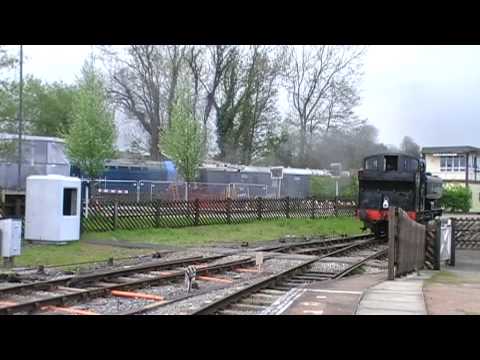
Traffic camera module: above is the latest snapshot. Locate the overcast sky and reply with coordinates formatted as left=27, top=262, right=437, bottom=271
left=4, top=45, right=480, bottom=149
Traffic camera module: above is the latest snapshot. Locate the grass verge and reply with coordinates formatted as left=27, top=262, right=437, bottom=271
left=82, top=217, right=364, bottom=247
left=11, top=242, right=153, bottom=269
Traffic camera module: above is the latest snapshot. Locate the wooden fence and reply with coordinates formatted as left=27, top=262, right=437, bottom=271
left=388, top=207, right=427, bottom=280
left=451, top=218, right=480, bottom=250
left=81, top=197, right=357, bottom=233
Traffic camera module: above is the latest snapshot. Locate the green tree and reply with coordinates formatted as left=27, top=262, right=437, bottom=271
left=161, top=87, right=204, bottom=182
left=64, top=60, right=116, bottom=178
left=28, top=81, right=78, bottom=136
left=0, top=76, right=78, bottom=136
left=440, top=185, right=472, bottom=213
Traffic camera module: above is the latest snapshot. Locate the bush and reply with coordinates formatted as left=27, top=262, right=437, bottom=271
left=310, top=176, right=358, bottom=199
left=440, top=185, right=472, bottom=213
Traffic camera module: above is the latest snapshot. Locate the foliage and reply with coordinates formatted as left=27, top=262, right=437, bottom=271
left=64, top=60, right=116, bottom=178
left=440, top=185, right=472, bottom=213
left=0, top=76, right=78, bottom=136
left=0, top=140, right=16, bottom=160
left=160, top=86, right=204, bottom=182
left=215, top=46, right=284, bottom=164
left=310, top=176, right=358, bottom=199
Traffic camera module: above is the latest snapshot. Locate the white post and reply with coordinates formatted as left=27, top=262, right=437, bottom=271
left=136, top=181, right=140, bottom=203
left=85, top=183, right=89, bottom=218
left=185, top=182, right=188, bottom=201
left=335, top=179, right=339, bottom=198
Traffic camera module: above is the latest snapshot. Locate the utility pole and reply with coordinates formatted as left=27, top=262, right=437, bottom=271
left=17, top=45, right=24, bottom=191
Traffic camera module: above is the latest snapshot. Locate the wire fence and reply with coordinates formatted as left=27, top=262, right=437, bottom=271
left=85, top=179, right=272, bottom=203
left=81, top=197, right=357, bottom=233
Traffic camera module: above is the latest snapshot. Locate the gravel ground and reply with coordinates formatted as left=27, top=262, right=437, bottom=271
left=143, top=257, right=310, bottom=315
left=0, top=243, right=388, bottom=315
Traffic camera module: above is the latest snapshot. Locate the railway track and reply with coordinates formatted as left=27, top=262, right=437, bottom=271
left=0, top=255, right=259, bottom=315
left=191, top=240, right=387, bottom=315
left=0, top=233, right=386, bottom=315
left=255, top=233, right=379, bottom=254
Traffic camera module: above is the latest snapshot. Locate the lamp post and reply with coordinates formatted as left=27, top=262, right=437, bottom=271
left=17, top=45, right=23, bottom=191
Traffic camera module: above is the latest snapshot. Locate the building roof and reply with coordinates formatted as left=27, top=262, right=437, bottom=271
left=0, top=132, right=65, bottom=143
left=422, top=146, right=480, bottom=154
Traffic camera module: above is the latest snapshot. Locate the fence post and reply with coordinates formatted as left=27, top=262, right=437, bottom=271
left=257, top=197, right=263, bottom=220
left=387, top=207, right=396, bottom=280
left=156, top=200, right=161, bottom=228
left=194, top=198, right=200, bottom=226
left=113, top=201, right=119, bottom=230
left=310, top=197, right=315, bottom=219
left=80, top=201, right=84, bottom=234
left=450, top=218, right=456, bottom=266
left=334, top=197, right=338, bottom=217
left=434, top=218, right=441, bottom=270
left=285, top=196, right=290, bottom=219
left=227, top=197, right=232, bottom=224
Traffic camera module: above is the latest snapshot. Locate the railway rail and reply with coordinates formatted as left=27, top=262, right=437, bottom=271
left=0, top=255, right=258, bottom=315
left=0, top=232, right=387, bottom=315
left=255, top=233, right=379, bottom=253
left=191, top=240, right=387, bottom=315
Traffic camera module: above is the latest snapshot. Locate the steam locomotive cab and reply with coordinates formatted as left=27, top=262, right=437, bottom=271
left=357, top=153, right=442, bottom=237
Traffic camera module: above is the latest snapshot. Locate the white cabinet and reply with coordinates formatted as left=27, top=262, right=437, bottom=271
left=0, top=218, right=22, bottom=257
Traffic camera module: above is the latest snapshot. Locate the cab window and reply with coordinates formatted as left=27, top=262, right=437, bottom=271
left=365, top=158, right=378, bottom=170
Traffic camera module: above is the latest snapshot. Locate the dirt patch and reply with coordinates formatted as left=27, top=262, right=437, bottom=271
left=424, top=271, right=480, bottom=315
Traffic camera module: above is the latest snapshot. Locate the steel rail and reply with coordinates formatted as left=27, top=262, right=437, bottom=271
left=0, top=257, right=257, bottom=315
left=191, top=258, right=319, bottom=315
left=331, top=248, right=388, bottom=280
left=255, top=233, right=377, bottom=253
left=192, top=239, right=385, bottom=315
left=0, top=255, right=224, bottom=298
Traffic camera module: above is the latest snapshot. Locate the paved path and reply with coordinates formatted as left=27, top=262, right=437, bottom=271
left=282, top=273, right=386, bottom=315
left=356, top=271, right=435, bottom=315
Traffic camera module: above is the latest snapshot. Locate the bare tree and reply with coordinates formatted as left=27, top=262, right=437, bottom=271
left=285, top=45, right=365, bottom=166
left=101, top=45, right=186, bottom=161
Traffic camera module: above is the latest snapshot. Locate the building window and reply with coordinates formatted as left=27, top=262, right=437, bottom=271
left=63, top=188, right=77, bottom=216
left=440, top=155, right=466, bottom=172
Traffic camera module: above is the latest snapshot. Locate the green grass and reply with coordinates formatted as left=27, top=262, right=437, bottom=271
left=12, top=242, right=153, bottom=269
left=425, top=271, right=461, bottom=285
left=426, top=270, right=480, bottom=285
left=82, top=217, right=365, bottom=247
left=3, top=217, right=363, bottom=269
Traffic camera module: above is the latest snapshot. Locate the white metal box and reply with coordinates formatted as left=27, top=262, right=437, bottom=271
left=25, top=175, right=81, bottom=243
left=0, top=218, right=22, bottom=257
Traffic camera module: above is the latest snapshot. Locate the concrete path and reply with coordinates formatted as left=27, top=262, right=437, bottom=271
left=356, top=271, right=435, bottom=315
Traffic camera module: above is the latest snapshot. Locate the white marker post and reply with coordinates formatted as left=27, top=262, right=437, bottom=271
left=256, top=252, right=264, bottom=272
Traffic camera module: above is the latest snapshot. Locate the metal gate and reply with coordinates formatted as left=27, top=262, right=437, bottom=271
left=451, top=218, right=480, bottom=250
left=439, top=218, right=452, bottom=262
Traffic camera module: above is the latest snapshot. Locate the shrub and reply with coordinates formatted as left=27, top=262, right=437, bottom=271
left=310, top=176, right=358, bottom=199
left=440, top=185, right=472, bottom=213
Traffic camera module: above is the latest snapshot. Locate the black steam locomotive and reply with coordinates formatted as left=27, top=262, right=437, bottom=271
left=357, top=153, right=443, bottom=236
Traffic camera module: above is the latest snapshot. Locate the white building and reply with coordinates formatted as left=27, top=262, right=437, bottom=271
left=422, top=145, right=480, bottom=211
